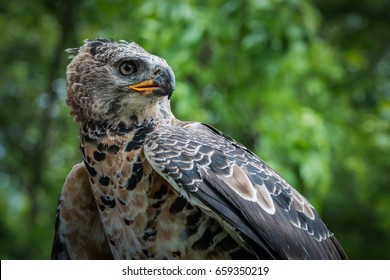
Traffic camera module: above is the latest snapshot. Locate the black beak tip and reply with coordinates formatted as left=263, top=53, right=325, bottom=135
left=155, top=66, right=175, bottom=98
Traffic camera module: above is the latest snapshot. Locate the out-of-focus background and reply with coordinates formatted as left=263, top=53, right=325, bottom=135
left=0, top=0, right=389, bottom=259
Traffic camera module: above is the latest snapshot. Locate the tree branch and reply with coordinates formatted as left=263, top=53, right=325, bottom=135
left=27, top=0, right=78, bottom=222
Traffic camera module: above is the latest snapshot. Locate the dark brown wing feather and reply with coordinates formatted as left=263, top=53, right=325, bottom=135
left=51, top=163, right=113, bottom=260
left=144, top=122, right=347, bottom=260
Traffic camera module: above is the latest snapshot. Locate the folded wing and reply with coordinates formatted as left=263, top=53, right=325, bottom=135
left=144, top=122, right=347, bottom=259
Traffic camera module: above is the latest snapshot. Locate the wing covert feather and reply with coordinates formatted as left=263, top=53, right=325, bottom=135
left=144, top=122, right=347, bottom=260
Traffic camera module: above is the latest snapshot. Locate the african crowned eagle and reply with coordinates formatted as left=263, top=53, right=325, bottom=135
left=51, top=39, right=347, bottom=260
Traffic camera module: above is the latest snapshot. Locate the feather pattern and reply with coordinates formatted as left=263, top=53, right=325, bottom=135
left=51, top=163, right=113, bottom=259
left=144, top=122, right=347, bottom=259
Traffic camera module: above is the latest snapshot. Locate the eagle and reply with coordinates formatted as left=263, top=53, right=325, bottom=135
left=51, top=39, right=347, bottom=260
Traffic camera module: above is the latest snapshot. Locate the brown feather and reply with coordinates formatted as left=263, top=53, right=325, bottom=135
left=51, top=163, right=113, bottom=259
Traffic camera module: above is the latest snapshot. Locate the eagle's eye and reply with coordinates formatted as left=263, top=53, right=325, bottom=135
left=119, top=61, right=137, bottom=76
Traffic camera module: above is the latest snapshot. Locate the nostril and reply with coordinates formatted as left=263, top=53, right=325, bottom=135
left=153, top=68, right=161, bottom=75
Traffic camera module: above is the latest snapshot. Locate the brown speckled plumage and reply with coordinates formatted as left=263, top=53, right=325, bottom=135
left=51, top=39, right=347, bottom=260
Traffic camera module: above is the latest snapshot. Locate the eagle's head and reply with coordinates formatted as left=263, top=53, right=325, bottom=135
left=65, top=39, right=175, bottom=125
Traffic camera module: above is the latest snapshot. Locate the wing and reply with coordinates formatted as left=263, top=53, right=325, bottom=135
left=144, top=122, right=347, bottom=259
left=51, top=163, right=113, bottom=259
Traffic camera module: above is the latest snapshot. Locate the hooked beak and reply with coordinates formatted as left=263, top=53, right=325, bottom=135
left=128, top=67, right=175, bottom=98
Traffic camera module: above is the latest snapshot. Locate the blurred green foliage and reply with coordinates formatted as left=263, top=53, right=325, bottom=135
left=0, top=0, right=389, bottom=259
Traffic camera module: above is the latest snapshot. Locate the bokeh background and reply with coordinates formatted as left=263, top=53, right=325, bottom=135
left=1, top=0, right=389, bottom=259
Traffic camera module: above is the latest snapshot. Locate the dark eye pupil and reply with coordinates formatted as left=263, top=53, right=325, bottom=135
left=124, top=64, right=132, bottom=72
